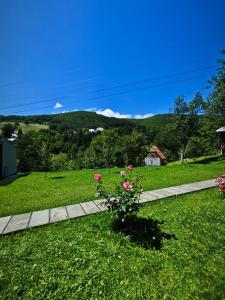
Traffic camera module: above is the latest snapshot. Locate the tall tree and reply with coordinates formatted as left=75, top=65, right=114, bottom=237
left=206, top=49, right=225, bottom=126
left=39, top=142, right=52, bottom=176
left=1, top=123, right=15, bottom=138
left=172, top=93, right=205, bottom=163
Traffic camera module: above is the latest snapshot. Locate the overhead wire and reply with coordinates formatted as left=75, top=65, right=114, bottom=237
left=3, top=72, right=212, bottom=115
left=0, top=65, right=215, bottom=113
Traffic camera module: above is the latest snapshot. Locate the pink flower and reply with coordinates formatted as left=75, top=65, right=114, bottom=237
left=127, top=165, right=133, bottom=170
left=216, top=174, right=225, bottom=185
left=219, top=183, right=225, bottom=190
left=94, top=173, right=102, bottom=181
left=123, top=181, right=133, bottom=191
left=120, top=171, right=126, bottom=177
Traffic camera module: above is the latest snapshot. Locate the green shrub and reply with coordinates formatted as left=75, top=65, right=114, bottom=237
left=94, top=166, right=143, bottom=222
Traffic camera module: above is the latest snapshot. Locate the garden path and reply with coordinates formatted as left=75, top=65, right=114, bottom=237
left=0, top=179, right=216, bottom=235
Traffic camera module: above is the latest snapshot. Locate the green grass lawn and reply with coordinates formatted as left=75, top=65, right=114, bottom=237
left=0, top=156, right=225, bottom=217
left=0, top=189, right=225, bottom=299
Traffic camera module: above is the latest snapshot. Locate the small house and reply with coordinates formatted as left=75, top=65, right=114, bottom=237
left=88, top=127, right=104, bottom=133
left=96, top=127, right=104, bottom=132
left=144, top=145, right=166, bottom=166
left=0, top=136, right=16, bottom=178
left=216, top=126, right=225, bottom=155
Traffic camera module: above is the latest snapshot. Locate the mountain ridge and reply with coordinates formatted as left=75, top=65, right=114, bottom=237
left=0, top=111, right=175, bottom=133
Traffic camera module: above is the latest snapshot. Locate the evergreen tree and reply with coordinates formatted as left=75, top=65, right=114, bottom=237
left=1, top=123, right=15, bottom=138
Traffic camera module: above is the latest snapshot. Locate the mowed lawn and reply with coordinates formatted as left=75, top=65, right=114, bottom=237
left=0, top=189, right=225, bottom=299
left=0, top=156, right=225, bottom=217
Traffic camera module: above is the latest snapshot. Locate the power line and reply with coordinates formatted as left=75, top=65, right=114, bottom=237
left=0, top=76, right=98, bottom=102
left=0, top=32, right=223, bottom=91
left=0, top=67, right=83, bottom=90
left=3, top=72, right=212, bottom=115
left=85, top=66, right=216, bottom=94
left=0, top=65, right=215, bottom=112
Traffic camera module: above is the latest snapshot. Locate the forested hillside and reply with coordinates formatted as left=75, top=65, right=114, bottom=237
left=0, top=110, right=184, bottom=134
left=0, top=109, right=220, bottom=173
left=0, top=111, right=137, bottom=131
left=133, top=114, right=176, bottom=131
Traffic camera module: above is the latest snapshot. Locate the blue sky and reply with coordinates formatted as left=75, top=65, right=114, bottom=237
left=0, top=0, right=225, bottom=118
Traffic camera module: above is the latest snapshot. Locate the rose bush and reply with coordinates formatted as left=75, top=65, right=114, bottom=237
left=215, top=175, right=225, bottom=200
left=94, top=166, right=143, bottom=222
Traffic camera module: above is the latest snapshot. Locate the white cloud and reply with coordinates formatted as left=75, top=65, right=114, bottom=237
left=85, top=107, right=97, bottom=112
left=53, top=106, right=154, bottom=119
left=134, top=113, right=154, bottom=119
left=95, top=108, right=132, bottom=119
left=54, top=101, right=63, bottom=109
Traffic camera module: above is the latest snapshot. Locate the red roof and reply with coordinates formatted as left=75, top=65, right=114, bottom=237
left=150, top=145, right=166, bottom=160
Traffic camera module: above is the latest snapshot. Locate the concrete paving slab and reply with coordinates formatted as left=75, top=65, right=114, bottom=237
left=66, top=204, right=86, bottom=218
left=187, top=183, right=206, bottom=189
left=29, top=210, right=49, bottom=228
left=94, top=199, right=107, bottom=211
left=165, top=187, right=187, bottom=195
left=200, top=180, right=215, bottom=185
left=140, top=193, right=157, bottom=203
left=3, top=213, right=31, bottom=234
left=177, top=184, right=200, bottom=192
left=186, top=183, right=214, bottom=191
left=81, top=201, right=100, bottom=214
left=50, top=207, right=68, bottom=223
left=155, top=188, right=176, bottom=197
left=144, top=191, right=166, bottom=199
left=0, top=216, right=11, bottom=234
left=192, top=181, right=216, bottom=188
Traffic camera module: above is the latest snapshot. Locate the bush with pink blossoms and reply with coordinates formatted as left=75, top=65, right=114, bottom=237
left=215, top=175, right=225, bottom=200
left=94, top=167, right=143, bottom=222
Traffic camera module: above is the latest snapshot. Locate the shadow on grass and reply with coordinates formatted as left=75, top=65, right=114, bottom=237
left=0, top=172, right=30, bottom=186
left=51, top=176, right=65, bottom=180
left=193, top=156, right=223, bottom=165
left=113, top=216, right=176, bottom=250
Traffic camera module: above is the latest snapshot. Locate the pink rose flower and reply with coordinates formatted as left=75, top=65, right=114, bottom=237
left=127, top=165, right=133, bottom=170
left=123, top=181, right=133, bottom=191
left=94, top=173, right=102, bottom=181
left=219, top=183, right=225, bottom=190
left=120, top=171, right=126, bottom=177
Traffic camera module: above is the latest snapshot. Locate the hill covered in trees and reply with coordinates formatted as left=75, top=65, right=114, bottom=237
left=0, top=111, right=181, bottom=136
left=0, top=111, right=137, bottom=131
left=1, top=109, right=220, bottom=172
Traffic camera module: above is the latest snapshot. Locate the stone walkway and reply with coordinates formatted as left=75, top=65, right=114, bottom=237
left=0, top=179, right=216, bottom=235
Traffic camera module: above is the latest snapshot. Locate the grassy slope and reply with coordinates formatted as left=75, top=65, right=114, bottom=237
left=0, top=189, right=224, bottom=299
left=0, top=156, right=225, bottom=217
left=17, top=122, right=49, bottom=133
left=0, top=122, right=49, bottom=133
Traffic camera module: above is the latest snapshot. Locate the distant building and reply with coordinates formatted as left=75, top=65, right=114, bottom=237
left=144, top=145, right=166, bottom=166
left=0, top=136, right=16, bottom=178
left=8, top=132, right=18, bottom=142
left=88, top=129, right=95, bottom=133
left=88, top=127, right=104, bottom=133
left=96, top=127, right=104, bottom=132
left=216, top=126, right=225, bottom=155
